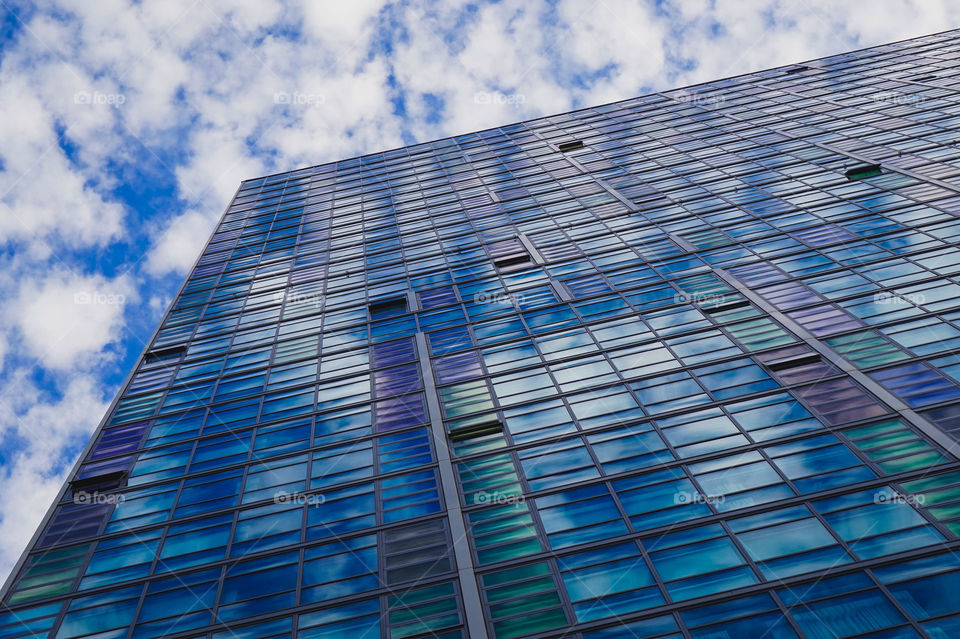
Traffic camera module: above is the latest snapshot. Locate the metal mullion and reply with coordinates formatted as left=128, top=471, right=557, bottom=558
left=414, top=330, right=489, bottom=639
left=16, top=188, right=253, bottom=620
left=143, top=570, right=460, bottom=639
left=450, top=367, right=941, bottom=482
left=527, top=539, right=960, bottom=639
left=716, top=266, right=960, bottom=457
left=466, top=459, right=960, bottom=579
left=769, top=501, right=930, bottom=639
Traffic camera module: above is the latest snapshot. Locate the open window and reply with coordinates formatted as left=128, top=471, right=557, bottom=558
left=487, top=238, right=534, bottom=272
left=845, top=164, right=882, bottom=180
left=449, top=419, right=504, bottom=442
left=757, top=345, right=839, bottom=385
left=369, top=296, right=408, bottom=319
left=557, top=140, right=584, bottom=152
left=143, top=344, right=187, bottom=363
left=70, top=456, right=130, bottom=494
left=493, top=254, right=533, bottom=270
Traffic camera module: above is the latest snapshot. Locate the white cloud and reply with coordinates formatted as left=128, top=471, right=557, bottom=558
left=0, top=74, right=125, bottom=250
left=3, top=0, right=960, bottom=593
left=145, top=208, right=219, bottom=277
left=9, top=271, right=136, bottom=371
left=0, top=374, right=111, bottom=578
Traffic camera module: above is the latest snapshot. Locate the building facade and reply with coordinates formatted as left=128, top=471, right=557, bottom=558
left=5, top=29, right=960, bottom=639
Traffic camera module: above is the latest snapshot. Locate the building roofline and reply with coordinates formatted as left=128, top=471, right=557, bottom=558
left=241, top=26, right=960, bottom=186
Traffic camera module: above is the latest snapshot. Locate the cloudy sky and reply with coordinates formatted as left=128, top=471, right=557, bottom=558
left=0, top=0, right=959, bottom=581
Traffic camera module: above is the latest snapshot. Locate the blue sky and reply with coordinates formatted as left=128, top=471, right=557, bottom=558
left=0, top=0, right=958, bottom=581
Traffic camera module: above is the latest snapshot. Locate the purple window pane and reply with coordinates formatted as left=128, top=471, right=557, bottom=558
left=371, top=337, right=416, bottom=368
left=373, top=363, right=423, bottom=397
left=37, top=502, right=112, bottom=548
left=922, top=403, right=960, bottom=439
left=428, top=327, right=474, bottom=355
left=565, top=275, right=613, bottom=299
left=870, top=363, right=960, bottom=408
left=289, top=265, right=326, bottom=284
left=757, top=281, right=821, bottom=310
left=74, top=455, right=135, bottom=480
left=375, top=393, right=427, bottom=432
left=775, top=360, right=840, bottom=385
left=729, top=261, right=786, bottom=287
left=791, top=224, right=857, bottom=247
left=88, top=421, right=150, bottom=460
left=418, top=286, right=458, bottom=310
left=434, top=352, right=483, bottom=385
left=788, top=305, right=862, bottom=337
left=460, top=193, right=494, bottom=207
left=794, top=378, right=888, bottom=425
left=756, top=344, right=813, bottom=367
left=493, top=188, right=529, bottom=203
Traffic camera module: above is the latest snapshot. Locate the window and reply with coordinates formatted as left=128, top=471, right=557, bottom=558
left=845, top=163, right=882, bottom=180
left=482, top=562, right=568, bottom=637
left=559, top=543, right=662, bottom=623
left=143, top=343, right=187, bottom=363
left=780, top=573, right=904, bottom=639
left=487, top=238, right=534, bottom=271
left=869, top=362, right=960, bottom=408
left=537, top=484, right=628, bottom=549
left=368, top=296, right=408, bottom=319
left=645, top=524, right=756, bottom=600
left=732, top=507, right=849, bottom=580
left=383, top=519, right=451, bottom=584
left=301, top=535, right=377, bottom=602
left=557, top=140, right=584, bottom=152
left=218, top=551, right=298, bottom=622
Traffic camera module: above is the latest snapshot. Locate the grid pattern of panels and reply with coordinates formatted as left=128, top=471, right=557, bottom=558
left=4, top=27, right=960, bottom=639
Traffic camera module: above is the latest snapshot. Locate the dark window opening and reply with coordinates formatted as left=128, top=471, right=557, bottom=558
left=144, top=344, right=186, bottom=363
left=487, top=238, right=534, bottom=271
left=758, top=346, right=839, bottom=385
left=785, top=65, right=811, bottom=75
left=922, top=403, right=960, bottom=436
left=369, top=297, right=408, bottom=319
left=493, top=254, right=533, bottom=270
left=703, top=298, right=750, bottom=313
left=845, top=164, right=882, bottom=180
left=449, top=420, right=504, bottom=442
left=70, top=470, right=126, bottom=494
left=764, top=352, right=822, bottom=371
left=557, top=140, right=584, bottom=152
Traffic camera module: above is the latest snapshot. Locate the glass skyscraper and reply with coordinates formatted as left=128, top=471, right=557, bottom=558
left=6, top=28, right=960, bottom=639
